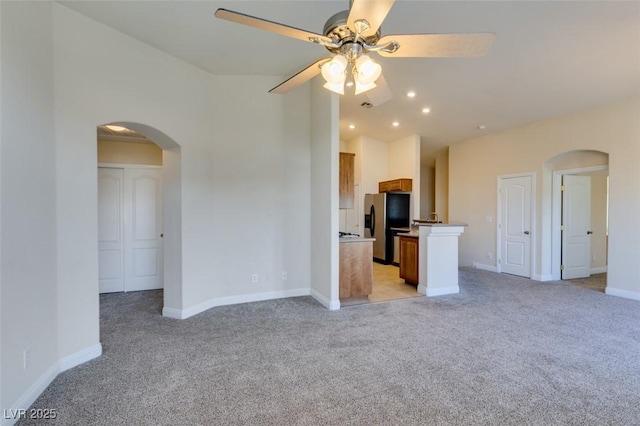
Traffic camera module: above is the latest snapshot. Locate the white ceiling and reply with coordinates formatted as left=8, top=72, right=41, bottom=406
left=60, top=1, right=640, bottom=165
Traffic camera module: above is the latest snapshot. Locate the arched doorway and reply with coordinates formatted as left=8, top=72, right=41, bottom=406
left=546, top=150, right=609, bottom=289
left=96, top=121, right=182, bottom=314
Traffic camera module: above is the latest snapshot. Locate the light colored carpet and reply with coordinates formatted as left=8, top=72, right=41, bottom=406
left=20, top=268, right=640, bottom=425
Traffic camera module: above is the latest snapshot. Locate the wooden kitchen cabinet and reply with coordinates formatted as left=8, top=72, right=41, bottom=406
left=399, top=235, right=419, bottom=285
left=339, top=152, right=355, bottom=209
left=339, top=240, right=373, bottom=299
left=379, top=178, right=412, bottom=193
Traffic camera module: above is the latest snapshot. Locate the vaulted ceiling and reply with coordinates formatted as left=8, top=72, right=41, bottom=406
left=61, top=1, right=640, bottom=164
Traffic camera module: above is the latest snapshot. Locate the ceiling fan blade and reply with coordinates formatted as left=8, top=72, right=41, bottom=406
left=214, top=8, right=332, bottom=45
left=377, top=33, right=496, bottom=58
left=269, top=58, right=330, bottom=94
left=347, top=0, right=395, bottom=38
left=364, top=74, right=392, bottom=106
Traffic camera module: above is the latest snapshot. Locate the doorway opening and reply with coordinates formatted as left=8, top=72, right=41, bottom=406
left=549, top=150, right=609, bottom=289
left=96, top=122, right=182, bottom=314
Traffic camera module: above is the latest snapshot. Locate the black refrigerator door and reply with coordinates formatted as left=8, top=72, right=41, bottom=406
left=386, top=193, right=411, bottom=228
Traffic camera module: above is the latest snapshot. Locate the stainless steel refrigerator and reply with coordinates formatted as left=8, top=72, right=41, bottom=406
left=364, top=193, right=410, bottom=264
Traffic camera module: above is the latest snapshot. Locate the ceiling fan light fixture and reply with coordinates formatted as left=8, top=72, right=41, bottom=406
left=323, top=81, right=345, bottom=95
left=321, top=54, right=348, bottom=84
left=354, top=80, right=377, bottom=95
left=355, top=54, right=382, bottom=85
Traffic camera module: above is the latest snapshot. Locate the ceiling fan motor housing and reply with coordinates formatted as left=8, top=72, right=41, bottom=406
left=323, top=10, right=380, bottom=54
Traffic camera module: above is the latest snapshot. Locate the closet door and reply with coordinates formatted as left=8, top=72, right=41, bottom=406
left=124, top=168, right=163, bottom=291
left=98, top=167, right=163, bottom=293
left=98, top=168, right=125, bottom=293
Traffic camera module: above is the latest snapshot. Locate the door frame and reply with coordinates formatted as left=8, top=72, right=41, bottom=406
left=496, top=172, right=536, bottom=277
left=551, top=165, right=608, bottom=280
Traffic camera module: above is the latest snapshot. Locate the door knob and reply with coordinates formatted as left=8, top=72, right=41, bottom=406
left=587, top=231, right=593, bottom=235
left=524, top=231, right=530, bottom=235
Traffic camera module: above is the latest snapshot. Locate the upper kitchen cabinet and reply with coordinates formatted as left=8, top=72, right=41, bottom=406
left=339, top=152, right=355, bottom=209
left=379, top=178, right=412, bottom=193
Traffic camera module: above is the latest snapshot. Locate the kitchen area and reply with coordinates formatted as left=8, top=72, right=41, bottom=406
left=338, top=135, right=464, bottom=306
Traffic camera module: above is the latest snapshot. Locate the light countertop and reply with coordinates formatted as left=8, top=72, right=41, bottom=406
left=398, top=223, right=468, bottom=238
left=416, top=222, right=468, bottom=227
left=339, top=237, right=375, bottom=243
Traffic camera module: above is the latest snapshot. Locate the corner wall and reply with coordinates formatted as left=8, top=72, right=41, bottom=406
left=449, top=97, right=640, bottom=298
left=1, top=1, right=315, bottom=418
left=310, top=78, right=340, bottom=309
left=1, top=1, right=59, bottom=417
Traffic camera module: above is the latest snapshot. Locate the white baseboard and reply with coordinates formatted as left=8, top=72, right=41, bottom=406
left=161, top=307, right=183, bottom=319
left=310, top=289, right=340, bottom=310
left=58, top=343, right=102, bottom=372
left=164, top=287, right=312, bottom=320
left=472, top=262, right=497, bottom=272
left=591, top=266, right=608, bottom=274
left=418, top=284, right=459, bottom=297
left=605, top=287, right=640, bottom=302
left=532, top=273, right=555, bottom=282
left=2, top=343, right=102, bottom=426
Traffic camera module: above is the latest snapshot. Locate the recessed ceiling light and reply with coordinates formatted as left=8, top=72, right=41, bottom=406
left=392, top=121, right=400, bottom=127
left=477, top=125, right=487, bottom=130
left=105, top=125, right=127, bottom=132
left=348, top=124, right=356, bottom=130
left=406, top=91, right=416, bottom=98
left=422, top=107, right=431, bottom=114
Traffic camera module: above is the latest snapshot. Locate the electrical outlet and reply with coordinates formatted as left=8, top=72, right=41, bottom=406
left=282, top=271, right=288, bottom=280
left=23, top=347, right=31, bottom=370
left=251, top=273, right=258, bottom=283
left=487, top=252, right=493, bottom=260
left=592, top=255, right=596, bottom=262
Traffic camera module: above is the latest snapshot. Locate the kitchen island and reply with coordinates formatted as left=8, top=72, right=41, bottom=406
left=397, top=223, right=467, bottom=296
left=339, top=236, right=375, bottom=301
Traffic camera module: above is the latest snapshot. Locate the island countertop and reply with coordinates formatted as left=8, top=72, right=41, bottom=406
left=415, top=222, right=468, bottom=227
left=338, top=237, right=375, bottom=243
left=397, top=223, right=468, bottom=238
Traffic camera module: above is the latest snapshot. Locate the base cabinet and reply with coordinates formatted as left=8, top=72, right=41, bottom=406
left=339, top=241, right=373, bottom=299
left=399, top=236, right=419, bottom=285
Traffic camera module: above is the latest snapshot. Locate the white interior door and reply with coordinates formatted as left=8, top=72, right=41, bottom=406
left=98, top=167, right=163, bottom=293
left=98, top=168, right=125, bottom=293
left=124, top=168, right=163, bottom=291
left=500, top=175, right=532, bottom=277
left=562, top=175, right=591, bottom=279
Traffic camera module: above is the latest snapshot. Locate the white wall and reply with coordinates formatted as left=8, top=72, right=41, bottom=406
left=97, top=138, right=163, bottom=165
left=310, top=78, right=340, bottom=309
left=434, top=148, right=449, bottom=222
left=388, top=135, right=421, bottom=220
left=420, top=165, right=435, bottom=218
left=587, top=170, right=608, bottom=271
left=449, top=97, right=640, bottom=298
left=1, top=1, right=59, bottom=415
left=359, top=135, right=389, bottom=195
left=1, top=2, right=315, bottom=416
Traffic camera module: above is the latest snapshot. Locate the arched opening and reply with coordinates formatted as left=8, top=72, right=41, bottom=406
left=545, top=149, right=609, bottom=291
left=96, top=121, right=182, bottom=315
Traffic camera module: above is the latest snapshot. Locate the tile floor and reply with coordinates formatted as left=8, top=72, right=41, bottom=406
left=339, top=262, right=421, bottom=306
left=368, top=262, right=421, bottom=303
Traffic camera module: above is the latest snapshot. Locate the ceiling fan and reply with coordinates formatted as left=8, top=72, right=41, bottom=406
left=214, top=0, right=495, bottom=100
